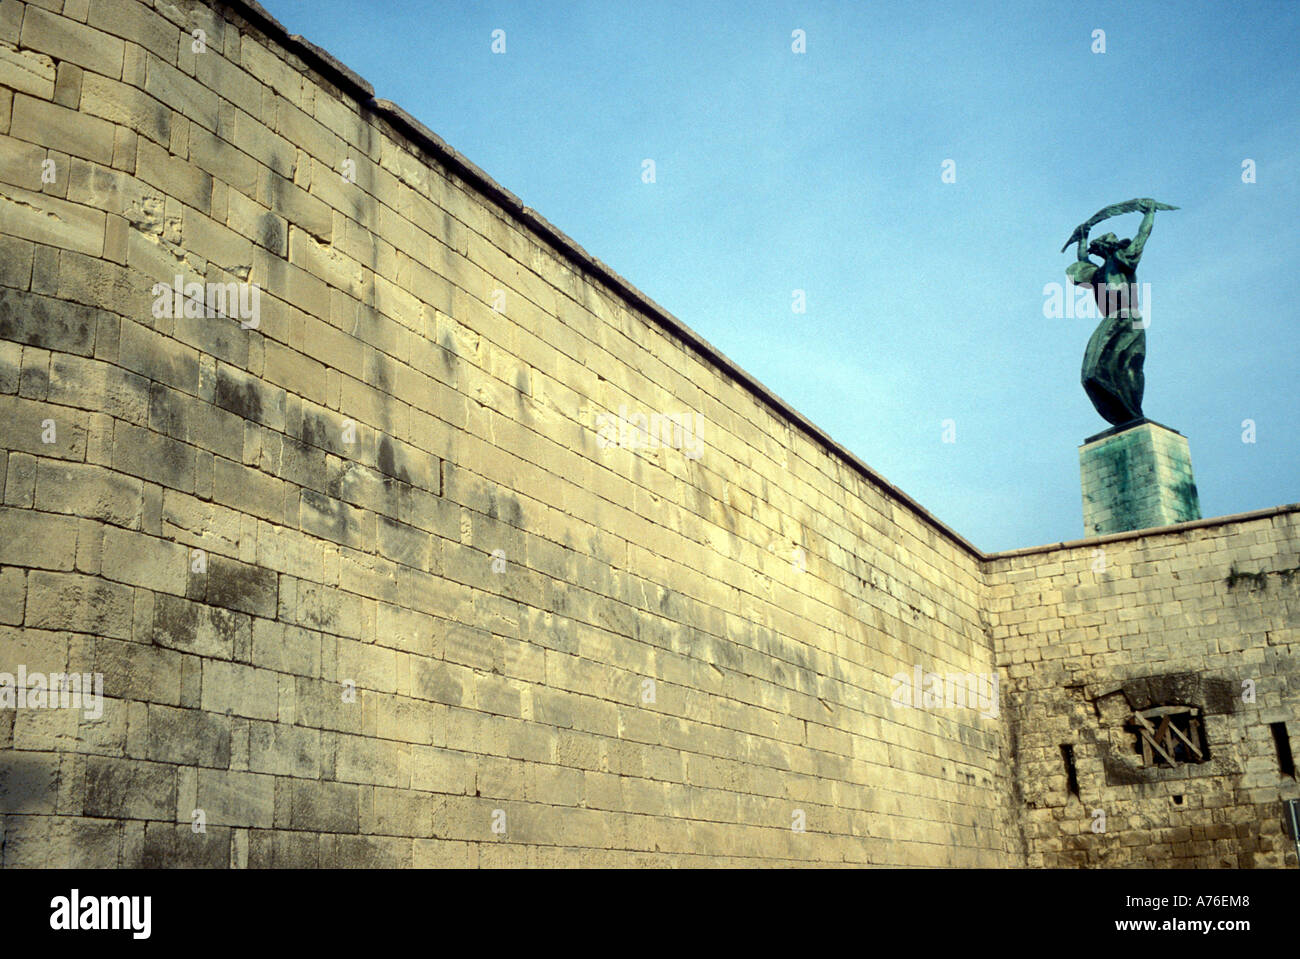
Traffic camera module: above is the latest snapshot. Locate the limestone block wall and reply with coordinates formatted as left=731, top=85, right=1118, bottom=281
left=986, top=507, right=1300, bottom=867
left=0, top=0, right=1020, bottom=866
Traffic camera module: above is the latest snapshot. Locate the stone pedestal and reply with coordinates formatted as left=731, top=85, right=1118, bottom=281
left=1079, top=419, right=1201, bottom=536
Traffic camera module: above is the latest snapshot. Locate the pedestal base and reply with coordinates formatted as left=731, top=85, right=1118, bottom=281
left=1079, top=419, right=1202, bottom=536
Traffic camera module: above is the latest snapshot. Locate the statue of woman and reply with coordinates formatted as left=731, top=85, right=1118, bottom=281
left=1063, top=198, right=1174, bottom=426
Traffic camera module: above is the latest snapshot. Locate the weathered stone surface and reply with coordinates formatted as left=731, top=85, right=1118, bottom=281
left=134, top=136, right=212, bottom=213
left=0, top=234, right=34, bottom=289
left=111, top=420, right=195, bottom=493
left=146, top=703, right=231, bottom=767
left=10, top=91, right=116, bottom=165
left=0, top=42, right=56, bottom=99
left=44, top=818, right=124, bottom=868
left=0, top=566, right=24, bottom=625
left=196, top=767, right=274, bottom=827
left=204, top=553, right=277, bottom=617
left=83, top=755, right=175, bottom=819
left=0, top=504, right=79, bottom=569
left=248, top=719, right=319, bottom=778
left=200, top=658, right=279, bottom=721
left=26, top=570, right=133, bottom=639
left=1080, top=420, right=1201, bottom=536
left=0, top=1, right=1291, bottom=873
left=100, top=524, right=189, bottom=594
left=143, top=51, right=217, bottom=131
left=288, top=779, right=359, bottom=834
left=49, top=354, right=150, bottom=423
left=138, top=822, right=231, bottom=868
left=35, top=460, right=144, bottom=526
left=86, top=0, right=178, bottom=60
left=0, top=287, right=99, bottom=356
left=93, top=637, right=183, bottom=706
left=152, top=592, right=247, bottom=659
left=0, top=132, right=48, bottom=191
left=79, top=70, right=171, bottom=145
left=0, top=751, right=60, bottom=814
left=19, top=6, right=124, bottom=78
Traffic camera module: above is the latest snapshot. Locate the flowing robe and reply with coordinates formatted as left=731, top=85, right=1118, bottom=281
left=1066, top=248, right=1145, bottom=426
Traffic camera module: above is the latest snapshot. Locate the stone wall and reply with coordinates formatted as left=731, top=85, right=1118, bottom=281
left=987, top=507, right=1300, bottom=867
left=0, top=0, right=1020, bottom=866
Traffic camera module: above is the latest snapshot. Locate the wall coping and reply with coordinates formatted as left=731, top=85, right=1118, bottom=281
left=984, top=502, right=1300, bottom=562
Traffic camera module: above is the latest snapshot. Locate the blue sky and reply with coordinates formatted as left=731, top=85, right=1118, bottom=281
left=261, top=0, right=1299, bottom=552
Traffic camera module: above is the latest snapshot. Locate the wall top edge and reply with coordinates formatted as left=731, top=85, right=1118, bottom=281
left=984, top=502, right=1300, bottom=563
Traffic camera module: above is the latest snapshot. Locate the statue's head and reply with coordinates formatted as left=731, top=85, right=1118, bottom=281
left=1088, top=232, right=1129, bottom=256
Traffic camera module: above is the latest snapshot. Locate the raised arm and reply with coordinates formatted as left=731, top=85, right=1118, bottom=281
left=1124, top=206, right=1156, bottom=264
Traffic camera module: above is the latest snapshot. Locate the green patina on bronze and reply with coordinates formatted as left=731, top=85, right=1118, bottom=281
left=1063, top=199, right=1178, bottom=426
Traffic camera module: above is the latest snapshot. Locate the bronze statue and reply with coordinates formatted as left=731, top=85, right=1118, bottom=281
left=1062, top=198, right=1178, bottom=426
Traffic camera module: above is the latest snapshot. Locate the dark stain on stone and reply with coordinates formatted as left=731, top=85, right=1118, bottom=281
left=1227, top=563, right=1269, bottom=591
left=324, top=462, right=344, bottom=500
left=258, top=212, right=285, bottom=253
left=0, top=752, right=55, bottom=814
left=1116, top=672, right=1239, bottom=716
left=377, top=435, right=411, bottom=484
left=486, top=489, right=523, bottom=527
left=206, top=555, right=277, bottom=617
left=214, top=367, right=262, bottom=423
left=148, top=382, right=183, bottom=437
left=1099, top=742, right=1148, bottom=786
left=437, top=331, right=459, bottom=372
left=1200, top=678, right=1239, bottom=715
left=151, top=592, right=198, bottom=649
left=370, top=346, right=390, bottom=393
left=712, top=636, right=742, bottom=668
left=379, top=474, right=405, bottom=517
left=1227, top=562, right=1300, bottom=591
left=301, top=488, right=350, bottom=548
left=140, top=824, right=229, bottom=868
left=0, top=287, right=97, bottom=355
left=299, top=412, right=332, bottom=451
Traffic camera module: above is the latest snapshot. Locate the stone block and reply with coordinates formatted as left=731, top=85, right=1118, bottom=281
left=79, top=70, right=170, bottom=145
left=11, top=92, right=114, bottom=165
left=143, top=50, right=217, bottom=130
left=82, top=755, right=175, bottom=819
left=200, top=658, right=279, bottom=721
left=0, top=41, right=56, bottom=99
left=26, top=569, right=132, bottom=638
left=195, top=767, right=274, bottom=827
left=1080, top=420, right=1202, bottom=536
left=152, top=591, right=246, bottom=659
left=146, top=703, right=231, bottom=767
left=87, top=0, right=178, bottom=61
left=19, top=6, right=124, bottom=78
left=288, top=778, right=359, bottom=834
left=0, top=182, right=104, bottom=258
